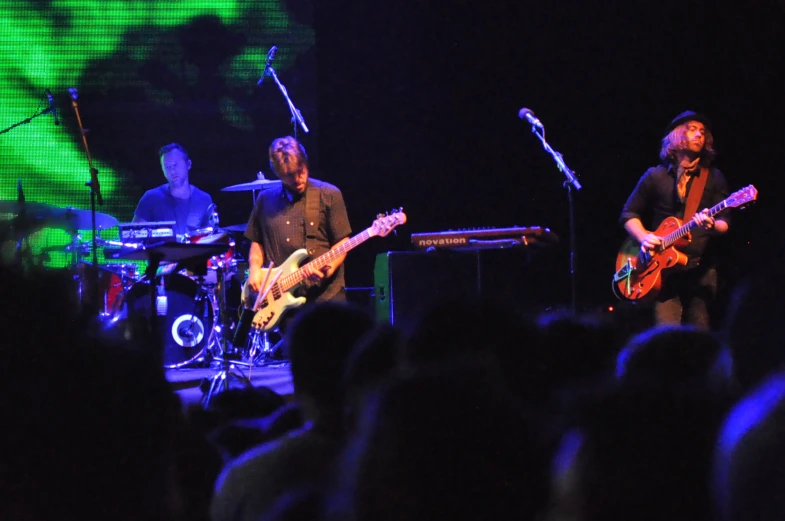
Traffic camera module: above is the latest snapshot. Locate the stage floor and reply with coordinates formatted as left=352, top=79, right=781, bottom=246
left=165, top=362, right=295, bottom=407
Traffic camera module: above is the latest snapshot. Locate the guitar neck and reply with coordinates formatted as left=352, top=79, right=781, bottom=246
left=662, top=199, right=728, bottom=248
left=280, top=228, right=373, bottom=292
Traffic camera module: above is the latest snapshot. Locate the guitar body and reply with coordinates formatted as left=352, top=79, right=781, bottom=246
left=612, top=216, right=690, bottom=302
left=237, top=209, right=407, bottom=333
left=241, top=249, right=310, bottom=331
left=610, top=184, right=757, bottom=302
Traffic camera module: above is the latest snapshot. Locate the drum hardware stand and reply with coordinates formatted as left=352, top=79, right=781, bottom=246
left=246, top=328, right=279, bottom=366
left=8, top=180, right=35, bottom=272
left=70, top=87, right=105, bottom=319
left=201, top=267, right=251, bottom=408
left=144, top=253, right=167, bottom=357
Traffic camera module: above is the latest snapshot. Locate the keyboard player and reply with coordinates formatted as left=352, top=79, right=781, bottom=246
left=133, top=143, right=215, bottom=241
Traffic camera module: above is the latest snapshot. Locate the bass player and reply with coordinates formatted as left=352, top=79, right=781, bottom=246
left=619, top=110, right=731, bottom=328
left=243, top=136, right=352, bottom=321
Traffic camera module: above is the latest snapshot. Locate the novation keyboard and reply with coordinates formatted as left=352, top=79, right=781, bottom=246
left=411, top=226, right=558, bottom=251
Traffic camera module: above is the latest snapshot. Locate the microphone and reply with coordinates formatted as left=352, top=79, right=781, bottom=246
left=156, top=278, right=168, bottom=316
left=45, top=89, right=60, bottom=126
left=257, top=46, right=278, bottom=85
left=17, top=179, right=25, bottom=204
left=518, top=107, right=543, bottom=129
left=68, top=87, right=79, bottom=101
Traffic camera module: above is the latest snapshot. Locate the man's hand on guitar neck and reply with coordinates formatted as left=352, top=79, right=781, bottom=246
left=691, top=208, right=731, bottom=235
left=301, top=263, right=330, bottom=285
left=692, top=208, right=715, bottom=230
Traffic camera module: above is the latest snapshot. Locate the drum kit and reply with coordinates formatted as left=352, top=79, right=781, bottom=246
left=0, top=175, right=283, bottom=379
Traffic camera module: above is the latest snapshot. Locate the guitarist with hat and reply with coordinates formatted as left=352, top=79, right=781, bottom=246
left=619, top=110, right=732, bottom=328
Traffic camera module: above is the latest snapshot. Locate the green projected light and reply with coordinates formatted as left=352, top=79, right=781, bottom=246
left=0, top=0, right=314, bottom=270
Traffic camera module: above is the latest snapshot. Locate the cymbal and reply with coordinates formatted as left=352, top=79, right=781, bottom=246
left=39, top=237, right=126, bottom=254
left=221, top=224, right=247, bottom=233
left=40, top=242, right=90, bottom=254
left=0, top=200, right=57, bottom=216
left=50, top=207, right=119, bottom=231
left=221, top=179, right=281, bottom=192
left=0, top=201, right=58, bottom=235
left=0, top=200, right=118, bottom=232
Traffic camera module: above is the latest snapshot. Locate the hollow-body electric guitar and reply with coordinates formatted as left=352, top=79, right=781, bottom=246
left=612, top=185, right=757, bottom=302
left=241, top=209, right=407, bottom=331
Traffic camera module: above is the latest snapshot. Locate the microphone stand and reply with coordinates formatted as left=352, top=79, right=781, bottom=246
left=264, top=64, right=309, bottom=138
left=69, top=88, right=105, bottom=318
left=527, top=124, right=581, bottom=314
left=0, top=94, right=57, bottom=135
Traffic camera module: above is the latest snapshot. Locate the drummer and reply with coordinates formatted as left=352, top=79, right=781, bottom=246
left=133, top=143, right=215, bottom=240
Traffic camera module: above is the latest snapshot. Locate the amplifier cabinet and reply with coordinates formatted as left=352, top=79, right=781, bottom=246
left=373, top=251, right=480, bottom=331
left=373, top=248, right=560, bottom=330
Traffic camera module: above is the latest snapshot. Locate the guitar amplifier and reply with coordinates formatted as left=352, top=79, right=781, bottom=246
left=373, top=251, right=480, bottom=331
left=374, top=248, right=561, bottom=329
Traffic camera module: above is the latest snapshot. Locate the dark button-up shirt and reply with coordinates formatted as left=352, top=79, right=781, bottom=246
left=620, top=164, right=731, bottom=259
left=245, top=178, right=352, bottom=302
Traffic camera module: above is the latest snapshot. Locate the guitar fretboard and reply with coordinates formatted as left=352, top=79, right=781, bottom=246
left=279, top=227, right=374, bottom=292
left=662, top=200, right=728, bottom=249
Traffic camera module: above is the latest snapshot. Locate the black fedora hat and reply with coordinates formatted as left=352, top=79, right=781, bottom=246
left=665, top=110, right=712, bottom=135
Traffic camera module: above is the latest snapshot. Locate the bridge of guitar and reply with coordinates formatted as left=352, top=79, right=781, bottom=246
left=613, top=256, right=639, bottom=282
left=613, top=253, right=660, bottom=300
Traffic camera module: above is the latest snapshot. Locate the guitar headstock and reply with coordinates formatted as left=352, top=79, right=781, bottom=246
left=370, top=208, right=407, bottom=237
left=726, top=185, right=758, bottom=209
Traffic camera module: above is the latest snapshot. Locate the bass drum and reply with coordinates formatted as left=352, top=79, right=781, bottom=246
left=110, top=274, right=214, bottom=369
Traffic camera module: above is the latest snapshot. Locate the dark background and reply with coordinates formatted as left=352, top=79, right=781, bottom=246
left=311, top=0, right=783, bottom=315
left=99, top=0, right=782, bottom=316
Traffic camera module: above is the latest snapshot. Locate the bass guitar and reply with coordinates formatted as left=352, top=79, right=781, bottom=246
left=241, top=209, right=407, bottom=331
left=612, top=185, right=757, bottom=302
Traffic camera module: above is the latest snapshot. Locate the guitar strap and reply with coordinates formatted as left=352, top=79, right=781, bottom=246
left=683, top=167, right=709, bottom=222
left=304, top=184, right=321, bottom=257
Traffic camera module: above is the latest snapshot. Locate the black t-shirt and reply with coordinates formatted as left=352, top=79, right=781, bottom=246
left=244, top=178, right=352, bottom=302
left=133, top=184, right=213, bottom=238
left=620, top=164, right=731, bottom=259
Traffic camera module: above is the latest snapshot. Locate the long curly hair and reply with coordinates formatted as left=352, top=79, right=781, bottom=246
left=659, top=122, right=716, bottom=166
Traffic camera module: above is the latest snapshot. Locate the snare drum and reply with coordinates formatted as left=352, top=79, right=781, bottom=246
left=75, top=262, right=137, bottom=318
left=183, top=228, right=236, bottom=282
